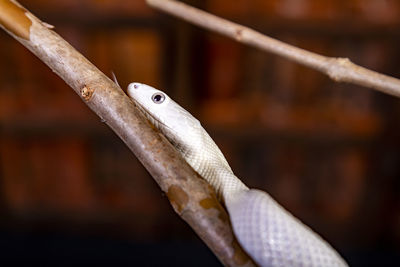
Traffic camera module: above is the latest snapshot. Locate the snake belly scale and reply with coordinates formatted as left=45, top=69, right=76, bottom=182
left=127, top=82, right=348, bottom=267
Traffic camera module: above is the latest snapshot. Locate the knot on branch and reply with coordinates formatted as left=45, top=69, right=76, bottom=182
left=326, top=57, right=352, bottom=82
left=235, top=28, right=244, bottom=41
left=81, top=85, right=94, bottom=101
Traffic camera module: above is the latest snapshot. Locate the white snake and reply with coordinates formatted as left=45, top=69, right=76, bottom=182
left=127, top=83, right=348, bottom=267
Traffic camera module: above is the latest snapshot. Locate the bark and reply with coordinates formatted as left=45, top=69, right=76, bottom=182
left=147, top=0, right=400, bottom=98
left=0, top=1, right=255, bottom=266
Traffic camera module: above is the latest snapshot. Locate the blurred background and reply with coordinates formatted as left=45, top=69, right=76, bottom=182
left=0, top=0, right=400, bottom=266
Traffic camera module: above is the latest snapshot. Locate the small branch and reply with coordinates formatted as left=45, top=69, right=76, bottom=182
left=147, top=0, right=400, bottom=98
left=0, top=0, right=254, bottom=266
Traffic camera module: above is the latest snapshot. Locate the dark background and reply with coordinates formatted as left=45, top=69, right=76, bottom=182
left=0, top=0, right=400, bottom=266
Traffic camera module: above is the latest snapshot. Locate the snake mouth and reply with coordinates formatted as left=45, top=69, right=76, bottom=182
left=132, top=99, right=172, bottom=131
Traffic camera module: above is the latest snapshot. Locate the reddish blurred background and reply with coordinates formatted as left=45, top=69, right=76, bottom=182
left=1, top=0, right=400, bottom=266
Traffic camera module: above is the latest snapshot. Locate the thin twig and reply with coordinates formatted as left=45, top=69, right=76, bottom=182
left=147, top=0, right=400, bottom=98
left=0, top=0, right=255, bottom=266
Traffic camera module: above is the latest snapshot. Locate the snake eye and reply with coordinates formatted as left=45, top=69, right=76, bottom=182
left=151, top=93, right=166, bottom=104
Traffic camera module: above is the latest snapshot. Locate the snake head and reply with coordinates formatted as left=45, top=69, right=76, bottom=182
left=128, top=82, right=170, bottom=108
left=127, top=82, right=172, bottom=129
left=127, top=82, right=202, bottom=147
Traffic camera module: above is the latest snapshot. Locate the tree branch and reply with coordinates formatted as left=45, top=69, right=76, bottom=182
left=0, top=0, right=255, bottom=266
left=147, top=0, right=400, bottom=98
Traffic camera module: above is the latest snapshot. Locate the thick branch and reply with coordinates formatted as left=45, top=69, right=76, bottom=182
left=147, top=0, right=400, bottom=98
left=0, top=0, right=254, bottom=266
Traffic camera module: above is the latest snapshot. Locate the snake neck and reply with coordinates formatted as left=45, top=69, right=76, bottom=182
left=175, top=127, right=249, bottom=201
left=184, top=153, right=249, bottom=201
left=213, top=168, right=249, bottom=203
left=159, top=118, right=248, bottom=200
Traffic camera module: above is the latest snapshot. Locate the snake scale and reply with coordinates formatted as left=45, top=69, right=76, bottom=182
left=127, top=82, right=348, bottom=267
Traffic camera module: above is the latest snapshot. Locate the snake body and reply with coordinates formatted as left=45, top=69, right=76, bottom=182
left=127, top=83, right=348, bottom=267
